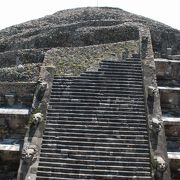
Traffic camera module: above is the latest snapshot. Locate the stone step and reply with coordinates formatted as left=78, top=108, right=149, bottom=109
left=38, top=162, right=150, bottom=171
left=41, top=142, right=149, bottom=152
left=40, top=147, right=149, bottom=157
left=36, top=176, right=72, bottom=180
left=39, top=163, right=150, bottom=171
left=46, top=113, right=146, bottom=119
left=52, top=80, right=143, bottom=86
left=101, top=59, right=141, bottom=63
left=49, top=101, right=145, bottom=107
left=80, top=72, right=142, bottom=77
left=53, top=78, right=143, bottom=84
left=43, top=135, right=148, bottom=147
left=51, top=93, right=143, bottom=99
left=50, top=94, right=144, bottom=99
left=154, top=58, right=180, bottom=63
left=47, top=109, right=145, bottom=115
left=43, top=131, right=148, bottom=140
left=37, top=171, right=151, bottom=180
left=43, top=129, right=148, bottom=138
left=51, top=87, right=144, bottom=93
left=46, top=115, right=147, bottom=122
left=99, top=63, right=141, bottom=66
left=44, top=123, right=147, bottom=131
left=47, top=112, right=146, bottom=119
left=98, top=68, right=142, bottom=73
left=100, top=61, right=141, bottom=65
left=51, top=89, right=144, bottom=95
left=79, top=74, right=143, bottom=79
left=0, top=139, right=21, bottom=151
left=162, top=116, right=180, bottom=125
left=45, top=125, right=147, bottom=133
left=39, top=155, right=150, bottom=165
left=168, top=152, right=180, bottom=159
left=0, top=107, right=30, bottom=115
left=99, top=64, right=142, bottom=69
left=104, top=58, right=140, bottom=61
left=168, top=55, right=180, bottom=60
left=49, top=97, right=144, bottom=103
left=46, top=116, right=147, bottom=124
left=51, top=88, right=143, bottom=94
left=48, top=105, right=145, bottom=112
left=38, top=159, right=150, bottom=169
left=46, top=119, right=147, bottom=127
left=37, top=165, right=150, bottom=175
left=158, top=86, right=180, bottom=91
left=44, top=127, right=147, bottom=136
left=52, top=83, right=143, bottom=89
left=42, top=135, right=148, bottom=144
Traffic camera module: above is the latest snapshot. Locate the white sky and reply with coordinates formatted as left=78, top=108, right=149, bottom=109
left=0, top=0, right=180, bottom=30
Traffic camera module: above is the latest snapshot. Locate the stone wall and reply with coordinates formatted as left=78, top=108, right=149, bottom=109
left=0, top=151, right=20, bottom=179
left=159, top=89, right=180, bottom=112
left=0, top=22, right=139, bottom=52
left=0, top=63, right=41, bottom=82
left=0, top=82, right=36, bottom=106
left=151, top=31, right=176, bottom=57
left=0, top=49, right=45, bottom=68
left=155, top=59, right=180, bottom=81
left=0, top=114, right=28, bottom=138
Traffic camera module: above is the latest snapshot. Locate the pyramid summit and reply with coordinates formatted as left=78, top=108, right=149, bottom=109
left=0, top=7, right=179, bottom=54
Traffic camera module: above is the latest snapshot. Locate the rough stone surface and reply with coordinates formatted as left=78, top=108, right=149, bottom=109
left=0, top=63, right=41, bottom=82
left=0, top=7, right=179, bottom=54
left=139, top=26, right=171, bottom=179
left=0, top=49, right=45, bottom=68
left=0, top=6, right=179, bottom=180
left=45, top=40, right=139, bottom=76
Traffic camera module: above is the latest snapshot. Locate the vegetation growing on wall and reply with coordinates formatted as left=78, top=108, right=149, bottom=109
left=0, top=63, right=41, bottom=82
left=44, top=40, right=139, bottom=76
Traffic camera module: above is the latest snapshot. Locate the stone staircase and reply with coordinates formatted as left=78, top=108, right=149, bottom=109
left=37, top=58, right=152, bottom=179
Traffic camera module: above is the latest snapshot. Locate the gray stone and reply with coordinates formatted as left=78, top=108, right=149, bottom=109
left=154, top=155, right=167, bottom=172
left=32, top=113, right=43, bottom=126
left=166, top=48, right=172, bottom=57
left=5, top=94, right=16, bottom=106
left=151, top=117, right=162, bottom=133
left=21, top=145, right=38, bottom=164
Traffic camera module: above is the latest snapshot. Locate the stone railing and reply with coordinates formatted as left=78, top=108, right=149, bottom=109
left=17, top=63, right=55, bottom=180
left=139, top=25, right=171, bottom=180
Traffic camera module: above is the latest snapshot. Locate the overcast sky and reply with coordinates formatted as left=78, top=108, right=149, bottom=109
left=0, top=0, right=180, bottom=30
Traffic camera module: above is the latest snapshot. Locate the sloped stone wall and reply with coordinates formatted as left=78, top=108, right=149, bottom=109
left=0, top=49, right=45, bottom=68
left=0, top=64, right=41, bottom=82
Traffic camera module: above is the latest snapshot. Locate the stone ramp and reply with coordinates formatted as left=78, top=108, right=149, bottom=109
left=36, top=58, right=152, bottom=179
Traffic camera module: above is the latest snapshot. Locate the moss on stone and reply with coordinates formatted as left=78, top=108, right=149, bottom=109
left=0, top=63, right=41, bottom=82
left=44, top=40, right=139, bottom=76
